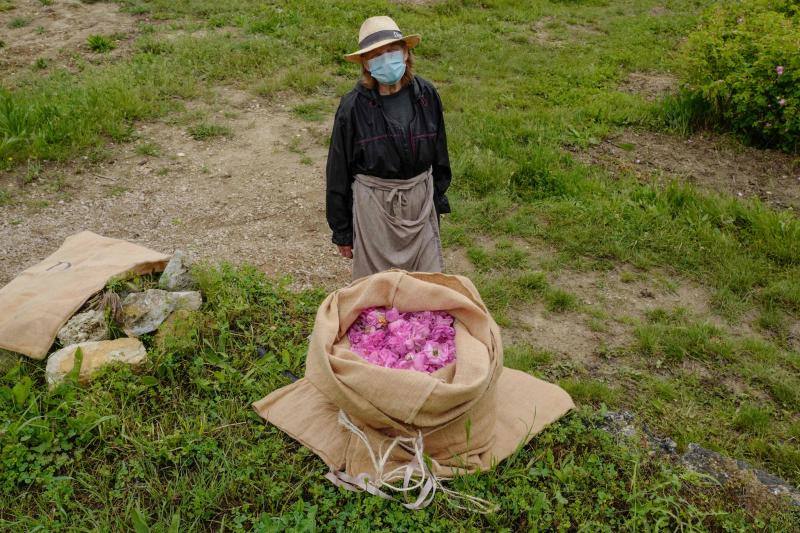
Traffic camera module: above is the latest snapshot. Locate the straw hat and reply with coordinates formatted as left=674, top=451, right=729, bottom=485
left=344, top=16, right=420, bottom=63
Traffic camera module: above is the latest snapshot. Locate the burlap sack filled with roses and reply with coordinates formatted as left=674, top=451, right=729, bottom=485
left=253, top=270, right=573, bottom=488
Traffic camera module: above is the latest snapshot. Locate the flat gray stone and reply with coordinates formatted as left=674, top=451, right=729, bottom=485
left=121, top=289, right=202, bottom=336
left=158, top=250, right=197, bottom=291
left=682, top=443, right=800, bottom=506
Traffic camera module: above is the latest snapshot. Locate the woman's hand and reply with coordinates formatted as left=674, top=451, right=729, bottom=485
left=338, top=245, right=353, bottom=259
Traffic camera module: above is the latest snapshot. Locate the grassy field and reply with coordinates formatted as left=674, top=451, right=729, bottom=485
left=2, top=0, right=799, bottom=530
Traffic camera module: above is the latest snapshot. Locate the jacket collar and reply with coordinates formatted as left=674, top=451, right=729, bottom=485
left=355, top=76, right=422, bottom=103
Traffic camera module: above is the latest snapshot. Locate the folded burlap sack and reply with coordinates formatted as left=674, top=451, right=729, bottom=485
left=253, top=271, right=573, bottom=507
left=0, top=231, right=169, bottom=359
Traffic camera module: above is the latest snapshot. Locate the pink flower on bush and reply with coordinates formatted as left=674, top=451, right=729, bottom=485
left=776, top=66, right=784, bottom=76
left=778, top=98, right=786, bottom=107
left=347, top=306, right=456, bottom=373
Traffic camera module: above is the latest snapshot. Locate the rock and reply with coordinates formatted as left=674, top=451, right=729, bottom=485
left=682, top=444, right=800, bottom=506
left=170, top=291, right=202, bottom=311
left=158, top=250, right=197, bottom=291
left=602, top=411, right=677, bottom=455
left=57, top=309, right=109, bottom=346
left=601, top=410, right=638, bottom=439
left=121, top=289, right=202, bottom=336
left=600, top=412, right=799, bottom=506
left=639, top=421, right=678, bottom=455
left=45, top=338, right=147, bottom=387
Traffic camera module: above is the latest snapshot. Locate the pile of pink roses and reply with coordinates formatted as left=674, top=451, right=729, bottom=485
left=347, top=307, right=456, bottom=373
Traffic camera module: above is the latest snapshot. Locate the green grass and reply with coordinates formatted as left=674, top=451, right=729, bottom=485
left=135, top=141, right=161, bottom=156
left=8, top=17, right=28, bottom=29
left=544, top=288, right=578, bottom=313
left=560, top=378, right=620, bottom=405
left=292, top=101, right=328, bottom=121
left=0, top=187, right=11, bottom=206
left=504, top=343, right=554, bottom=375
left=87, top=34, right=116, bottom=53
left=1, top=265, right=797, bottom=530
left=187, top=122, right=232, bottom=141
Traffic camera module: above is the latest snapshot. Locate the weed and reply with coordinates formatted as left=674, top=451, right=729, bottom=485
left=188, top=122, right=231, bottom=140
left=135, top=141, right=161, bottom=156
left=33, top=57, right=47, bottom=70
left=8, top=17, right=28, bottom=29
left=545, top=288, right=578, bottom=313
left=87, top=34, right=115, bottom=53
left=0, top=188, right=11, bottom=206
left=23, top=159, right=42, bottom=184
left=291, top=101, right=327, bottom=121
left=108, top=185, right=128, bottom=197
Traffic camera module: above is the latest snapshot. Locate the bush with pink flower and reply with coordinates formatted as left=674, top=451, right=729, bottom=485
left=347, top=307, right=456, bottom=373
left=680, top=0, right=799, bottom=151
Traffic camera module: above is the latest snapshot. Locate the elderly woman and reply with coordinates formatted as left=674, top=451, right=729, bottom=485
left=326, top=16, right=452, bottom=280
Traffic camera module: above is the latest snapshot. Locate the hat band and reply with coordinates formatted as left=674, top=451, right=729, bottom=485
left=358, top=29, right=404, bottom=50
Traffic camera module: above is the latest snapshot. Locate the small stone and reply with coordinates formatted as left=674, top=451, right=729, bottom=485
left=57, top=310, right=109, bottom=346
left=121, top=289, right=202, bottom=336
left=158, top=250, right=197, bottom=291
left=45, top=338, right=147, bottom=387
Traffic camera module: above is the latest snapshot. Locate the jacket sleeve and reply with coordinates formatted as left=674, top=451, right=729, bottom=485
left=432, top=88, right=452, bottom=215
left=326, top=101, right=354, bottom=246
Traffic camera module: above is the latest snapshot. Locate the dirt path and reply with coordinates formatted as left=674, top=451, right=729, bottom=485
left=0, top=87, right=352, bottom=289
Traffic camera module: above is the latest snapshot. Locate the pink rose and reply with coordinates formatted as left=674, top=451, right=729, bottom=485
left=776, top=66, right=784, bottom=76
left=348, top=306, right=456, bottom=373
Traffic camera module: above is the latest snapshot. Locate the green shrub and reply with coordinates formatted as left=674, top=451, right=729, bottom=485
left=680, top=0, right=800, bottom=151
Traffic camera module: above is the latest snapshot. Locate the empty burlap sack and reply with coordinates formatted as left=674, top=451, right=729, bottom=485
left=253, top=271, right=573, bottom=507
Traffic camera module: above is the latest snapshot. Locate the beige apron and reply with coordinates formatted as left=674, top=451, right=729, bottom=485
left=351, top=168, right=444, bottom=280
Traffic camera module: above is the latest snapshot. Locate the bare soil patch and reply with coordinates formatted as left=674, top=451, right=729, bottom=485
left=0, top=0, right=138, bottom=74
left=619, top=71, right=677, bottom=101
left=0, top=87, right=352, bottom=290
left=505, top=265, right=717, bottom=365
left=579, top=130, right=800, bottom=212
left=530, top=17, right=561, bottom=47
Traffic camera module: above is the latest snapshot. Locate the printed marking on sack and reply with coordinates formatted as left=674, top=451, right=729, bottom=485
left=46, top=261, right=71, bottom=272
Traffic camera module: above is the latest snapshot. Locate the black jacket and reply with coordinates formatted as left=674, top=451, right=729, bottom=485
left=325, top=76, right=452, bottom=246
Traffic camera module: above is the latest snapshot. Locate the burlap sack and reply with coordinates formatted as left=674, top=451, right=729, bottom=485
left=253, top=271, right=574, bottom=485
left=0, top=231, right=169, bottom=359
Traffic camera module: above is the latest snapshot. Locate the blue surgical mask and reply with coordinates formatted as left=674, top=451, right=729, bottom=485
left=367, top=50, right=406, bottom=85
